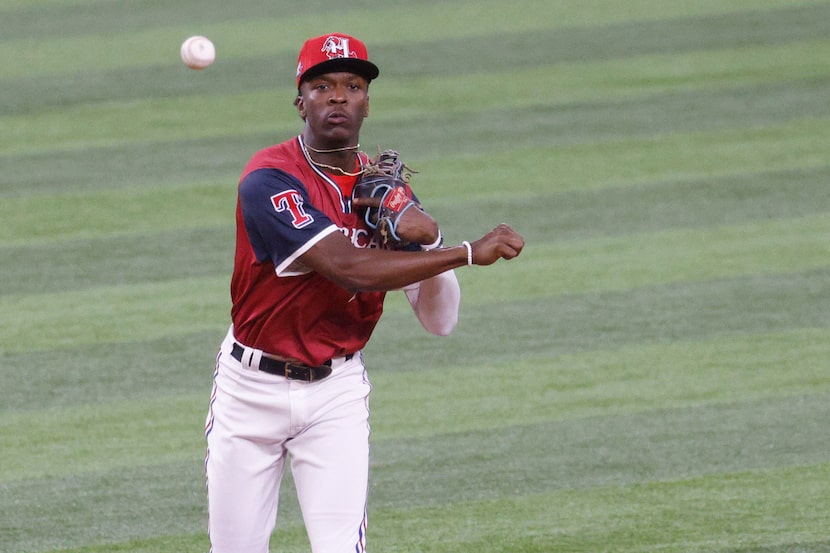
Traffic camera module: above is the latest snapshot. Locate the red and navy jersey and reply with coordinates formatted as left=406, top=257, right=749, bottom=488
left=230, top=135, right=386, bottom=365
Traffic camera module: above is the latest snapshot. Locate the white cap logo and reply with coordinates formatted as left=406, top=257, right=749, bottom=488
left=322, top=36, right=355, bottom=59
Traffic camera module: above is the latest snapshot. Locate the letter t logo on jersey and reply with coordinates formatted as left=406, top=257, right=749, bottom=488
left=271, top=191, right=314, bottom=229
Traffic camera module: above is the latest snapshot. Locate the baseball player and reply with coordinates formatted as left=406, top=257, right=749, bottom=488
left=204, top=33, right=524, bottom=553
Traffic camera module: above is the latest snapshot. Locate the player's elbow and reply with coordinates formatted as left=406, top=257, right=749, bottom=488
left=416, top=301, right=459, bottom=336
left=425, top=315, right=458, bottom=336
left=327, top=272, right=377, bottom=294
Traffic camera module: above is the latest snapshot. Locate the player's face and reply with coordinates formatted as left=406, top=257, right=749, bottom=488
left=297, top=72, right=370, bottom=146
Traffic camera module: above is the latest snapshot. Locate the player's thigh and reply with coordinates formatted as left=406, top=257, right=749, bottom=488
left=206, top=431, right=287, bottom=553
left=205, top=352, right=291, bottom=552
left=289, top=359, right=372, bottom=552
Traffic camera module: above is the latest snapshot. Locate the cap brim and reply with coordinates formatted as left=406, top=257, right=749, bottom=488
left=299, top=58, right=379, bottom=85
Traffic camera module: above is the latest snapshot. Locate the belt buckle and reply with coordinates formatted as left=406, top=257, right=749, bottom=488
left=284, top=362, right=310, bottom=381
left=283, top=363, right=297, bottom=380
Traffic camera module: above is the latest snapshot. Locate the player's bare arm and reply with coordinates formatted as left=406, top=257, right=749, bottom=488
left=300, top=223, right=524, bottom=292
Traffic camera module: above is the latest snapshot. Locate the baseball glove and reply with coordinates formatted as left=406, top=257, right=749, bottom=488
left=352, top=149, right=419, bottom=249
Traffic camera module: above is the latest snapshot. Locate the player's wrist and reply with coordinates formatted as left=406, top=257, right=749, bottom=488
left=461, top=241, right=473, bottom=266
left=420, top=229, right=443, bottom=251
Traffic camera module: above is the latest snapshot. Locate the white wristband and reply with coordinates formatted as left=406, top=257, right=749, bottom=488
left=421, top=230, right=443, bottom=251
left=461, top=241, right=473, bottom=266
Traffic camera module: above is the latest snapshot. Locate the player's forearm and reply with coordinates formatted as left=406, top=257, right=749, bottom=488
left=328, top=247, right=469, bottom=292
left=301, top=223, right=522, bottom=292
left=300, top=230, right=468, bottom=292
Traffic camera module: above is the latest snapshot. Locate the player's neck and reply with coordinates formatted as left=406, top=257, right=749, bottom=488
left=305, top=142, right=360, bottom=154
left=301, top=137, right=363, bottom=176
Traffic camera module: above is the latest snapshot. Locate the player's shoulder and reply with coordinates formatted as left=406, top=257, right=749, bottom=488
left=241, top=136, right=304, bottom=180
left=239, top=167, right=306, bottom=204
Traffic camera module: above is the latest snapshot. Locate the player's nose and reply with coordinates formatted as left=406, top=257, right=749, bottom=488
left=327, top=82, right=349, bottom=103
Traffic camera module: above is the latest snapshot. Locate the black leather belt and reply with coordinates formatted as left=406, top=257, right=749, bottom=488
left=230, top=343, right=351, bottom=382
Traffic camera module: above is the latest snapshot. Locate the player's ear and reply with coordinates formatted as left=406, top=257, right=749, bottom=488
left=363, top=96, right=370, bottom=118
left=295, top=94, right=307, bottom=120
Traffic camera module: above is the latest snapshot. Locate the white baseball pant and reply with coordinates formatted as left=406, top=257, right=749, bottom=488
left=205, top=327, right=371, bottom=553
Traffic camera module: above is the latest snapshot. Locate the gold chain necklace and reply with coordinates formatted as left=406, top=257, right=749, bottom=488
left=305, top=142, right=360, bottom=153
left=301, top=139, right=364, bottom=177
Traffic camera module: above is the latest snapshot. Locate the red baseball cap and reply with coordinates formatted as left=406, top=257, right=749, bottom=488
left=295, top=33, right=380, bottom=88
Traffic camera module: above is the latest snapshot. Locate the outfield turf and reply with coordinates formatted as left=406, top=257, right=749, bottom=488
left=1, top=1, right=829, bottom=552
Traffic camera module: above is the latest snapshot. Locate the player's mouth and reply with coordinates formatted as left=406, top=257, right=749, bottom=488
left=327, top=111, right=349, bottom=125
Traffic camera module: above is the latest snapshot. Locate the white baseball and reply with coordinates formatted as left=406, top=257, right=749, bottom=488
left=181, top=35, right=215, bottom=69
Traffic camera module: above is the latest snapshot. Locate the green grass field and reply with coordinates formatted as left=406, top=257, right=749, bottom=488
left=2, top=1, right=829, bottom=552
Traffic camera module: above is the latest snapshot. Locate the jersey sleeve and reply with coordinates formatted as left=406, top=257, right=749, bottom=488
left=239, top=168, right=339, bottom=277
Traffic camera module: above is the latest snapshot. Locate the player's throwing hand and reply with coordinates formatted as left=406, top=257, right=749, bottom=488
left=469, top=224, right=525, bottom=265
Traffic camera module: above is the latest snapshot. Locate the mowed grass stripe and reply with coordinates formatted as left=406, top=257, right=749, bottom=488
left=0, top=182, right=237, bottom=245
left=0, top=90, right=296, bottom=155
left=3, top=170, right=826, bottom=295
left=0, top=276, right=230, bottom=354
left=2, top=317, right=825, bottom=419
left=2, top=219, right=827, bottom=353
left=367, top=328, right=830, bottom=437
left=4, top=78, right=829, bottom=199
left=371, top=3, right=830, bottom=79
left=368, top=267, right=830, bottom=368
left=34, top=463, right=830, bottom=553
left=383, top=212, right=830, bottom=306
left=363, top=76, right=830, bottom=159
left=3, top=0, right=817, bottom=42
left=7, top=35, right=830, bottom=152
left=0, top=460, right=208, bottom=553
left=0, top=395, right=207, bottom=482
left=367, top=464, right=830, bottom=553
left=2, top=329, right=826, bottom=481
left=431, top=167, right=830, bottom=247
left=2, top=0, right=821, bottom=79
left=10, top=74, right=828, bottom=181
left=50, top=534, right=210, bottom=553
left=372, top=36, right=830, bottom=123
left=4, top=157, right=826, bottom=248
left=3, top=395, right=827, bottom=546
left=2, top=0, right=827, bottom=122
left=0, top=0, right=101, bottom=12
left=0, top=227, right=234, bottom=296
left=0, top=0, right=563, bottom=78
left=0, top=331, right=222, bottom=413
left=413, top=120, right=830, bottom=201
left=370, top=394, right=830, bottom=507
left=0, top=134, right=259, bottom=197
left=4, top=115, right=828, bottom=202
